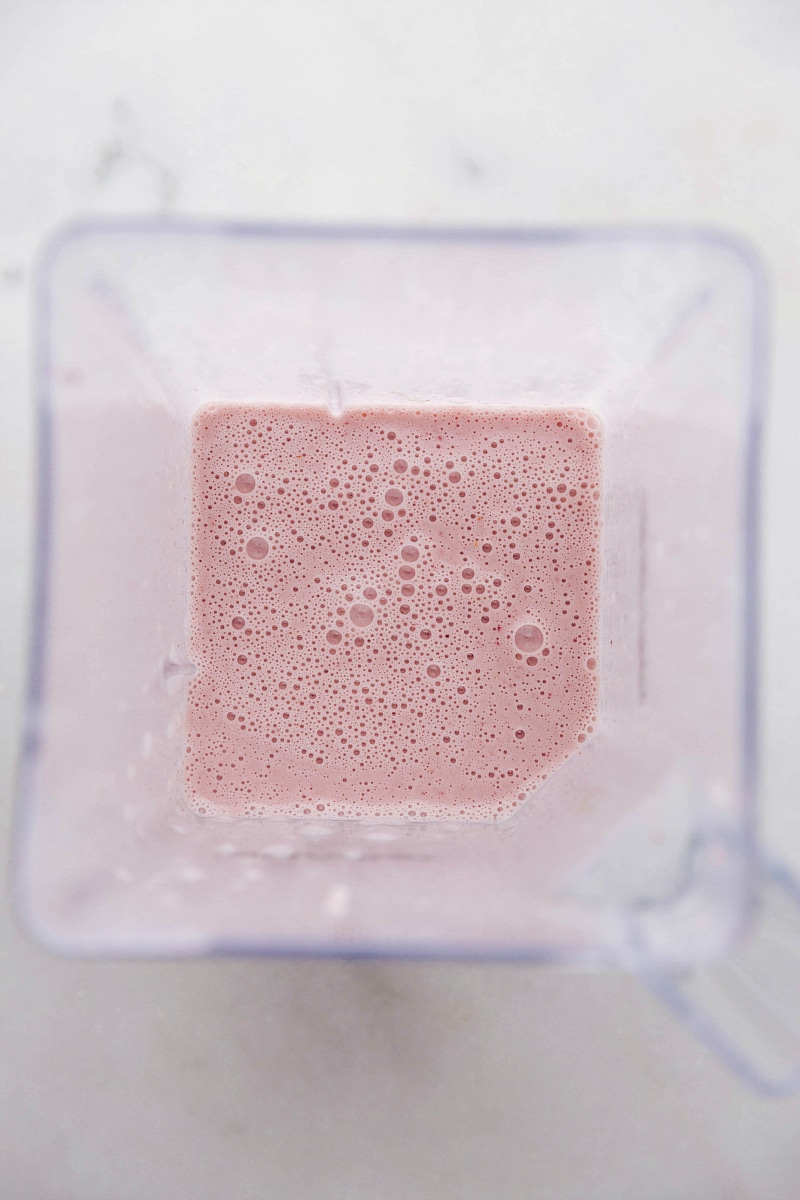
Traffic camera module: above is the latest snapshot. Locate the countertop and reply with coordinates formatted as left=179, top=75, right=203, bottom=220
left=2, top=2, right=800, bottom=1197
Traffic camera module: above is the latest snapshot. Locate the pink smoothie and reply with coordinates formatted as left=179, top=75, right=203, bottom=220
left=186, top=405, right=602, bottom=821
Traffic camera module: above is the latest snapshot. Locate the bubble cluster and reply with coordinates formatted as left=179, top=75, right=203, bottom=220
left=185, top=405, right=603, bottom=821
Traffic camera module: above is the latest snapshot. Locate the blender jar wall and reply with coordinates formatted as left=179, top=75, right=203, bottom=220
left=15, top=224, right=761, bottom=961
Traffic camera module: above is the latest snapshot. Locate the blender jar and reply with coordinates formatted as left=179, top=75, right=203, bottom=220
left=14, top=222, right=800, bottom=1093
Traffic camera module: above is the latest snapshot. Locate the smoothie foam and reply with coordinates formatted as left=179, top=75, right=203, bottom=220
left=186, top=406, right=602, bottom=821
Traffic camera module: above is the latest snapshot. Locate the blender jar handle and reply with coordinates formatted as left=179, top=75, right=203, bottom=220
left=640, top=857, right=800, bottom=1097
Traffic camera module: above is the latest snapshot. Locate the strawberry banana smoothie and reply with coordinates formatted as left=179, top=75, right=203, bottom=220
left=186, top=405, right=602, bottom=821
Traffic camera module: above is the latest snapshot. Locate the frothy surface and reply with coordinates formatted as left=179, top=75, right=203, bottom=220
left=186, top=406, right=602, bottom=821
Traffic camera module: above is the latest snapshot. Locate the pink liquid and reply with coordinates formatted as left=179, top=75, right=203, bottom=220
left=186, top=406, right=602, bottom=821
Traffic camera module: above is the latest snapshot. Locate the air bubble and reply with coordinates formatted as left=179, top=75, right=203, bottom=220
left=349, top=603, right=374, bottom=627
left=514, top=624, right=544, bottom=654
left=232, top=617, right=245, bottom=630
left=246, top=537, right=269, bottom=560
left=235, top=474, right=255, bottom=493
left=401, top=545, right=419, bottom=562
left=393, top=460, right=408, bottom=473
left=326, top=630, right=342, bottom=646
left=427, top=665, right=440, bottom=678
left=399, top=565, right=416, bottom=581
left=385, top=488, right=403, bottom=506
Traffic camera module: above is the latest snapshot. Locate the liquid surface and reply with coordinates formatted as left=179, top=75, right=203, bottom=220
left=186, top=406, right=602, bottom=821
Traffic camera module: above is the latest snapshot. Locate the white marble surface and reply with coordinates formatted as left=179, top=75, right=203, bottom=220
left=2, top=2, right=800, bottom=1196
